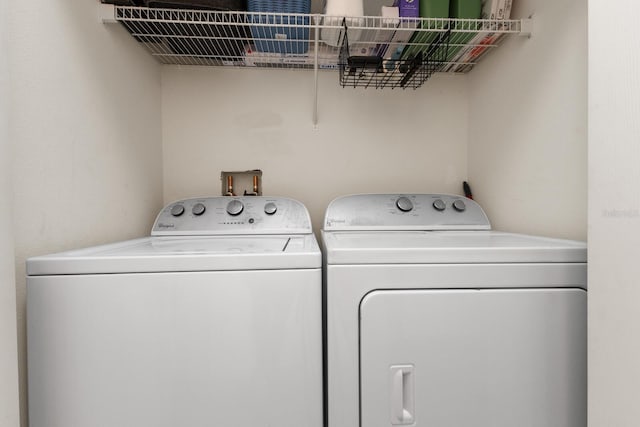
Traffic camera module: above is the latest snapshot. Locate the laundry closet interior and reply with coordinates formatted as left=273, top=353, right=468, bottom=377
left=6, top=0, right=587, bottom=425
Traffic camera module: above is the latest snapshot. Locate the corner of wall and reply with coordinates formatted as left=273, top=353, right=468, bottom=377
left=0, top=0, right=20, bottom=424
left=466, top=0, right=587, bottom=240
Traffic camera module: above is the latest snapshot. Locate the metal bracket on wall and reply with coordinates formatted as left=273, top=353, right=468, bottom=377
left=520, top=18, right=533, bottom=38
left=99, top=3, right=117, bottom=24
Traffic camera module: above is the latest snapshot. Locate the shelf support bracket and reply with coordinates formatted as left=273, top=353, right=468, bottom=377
left=313, top=15, right=320, bottom=128
left=520, top=18, right=533, bottom=38
left=99, top=3, right=117, bottom=24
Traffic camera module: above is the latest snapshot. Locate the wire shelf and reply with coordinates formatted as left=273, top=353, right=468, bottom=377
left=339, top=21, right=451, bottom=89
left=111, top=6, right=525, bottom=74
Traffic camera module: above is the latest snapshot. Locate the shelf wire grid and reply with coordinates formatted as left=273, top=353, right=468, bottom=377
left=113, top=6, right=521, bottom=72
left=339, top=20, right=451, bottom=89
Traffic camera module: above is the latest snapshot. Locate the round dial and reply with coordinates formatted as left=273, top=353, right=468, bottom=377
left=432, top=199, right=446, bottom=211
left=452, top=199, right=466, bottom=212
left=396, top=196, right=414, bottom=212
left=170, top=204, right=185, bottom=217
left=226, top=200, right=244, bottom=216
left=192, top=203, right=206, bottom=216
left=264, top=202, right=277, bottom=215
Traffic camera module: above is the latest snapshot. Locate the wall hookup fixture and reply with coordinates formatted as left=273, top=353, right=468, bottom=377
left=221, top=170, right=263, bottom=196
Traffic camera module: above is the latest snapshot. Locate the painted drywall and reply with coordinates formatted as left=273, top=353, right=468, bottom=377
left=7, top=2, right=163, bottom=425
left=0, top=0, right=20, bottom=425
left=588, top=1, right=640, bottom=425
left=162, top=68, right=469, bottom=230
left=467, top=0, right=587, bottom=240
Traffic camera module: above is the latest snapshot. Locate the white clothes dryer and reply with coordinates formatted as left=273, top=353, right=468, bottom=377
left=27, top=196, right=323, bottom=427
left=321, top=194, right=587, bottom=427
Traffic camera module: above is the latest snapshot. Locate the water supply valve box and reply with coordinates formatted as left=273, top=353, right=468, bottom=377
left=220, top=170, right=263, bottom=196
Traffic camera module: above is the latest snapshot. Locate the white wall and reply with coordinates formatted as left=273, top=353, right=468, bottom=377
left=0, top=0, right=20, bottom=425
left=588, top=1, right=640, bottom=425
left=467, top=0, right=587, bottom=240
left=162, top=68, right=469, bottom=230
left=7, top=2, right=164, bottom=425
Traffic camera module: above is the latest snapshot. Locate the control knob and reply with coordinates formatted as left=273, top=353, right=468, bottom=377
left=396, top=196, right=414, bottom=212
left=452, top=199, right=466, bottom=212
left=192, top=203, right=206, bottom=216
left=171, top=204, right=185, bottom=217
left=432, top=199, right=446, bottom=211
left=264, top=202, right=277, bottom=215
left=226, top=200, right=244, bottom=216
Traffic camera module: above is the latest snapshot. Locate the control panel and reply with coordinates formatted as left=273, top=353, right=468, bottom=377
left=323, top=194, right=491, bottom=231
left=152, top=197, right=312, bottom=236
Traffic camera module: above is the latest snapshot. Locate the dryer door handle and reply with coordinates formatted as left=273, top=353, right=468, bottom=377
left=390, top=364, right=415, bottom=425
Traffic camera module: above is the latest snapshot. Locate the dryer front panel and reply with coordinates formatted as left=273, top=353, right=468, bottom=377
left=359, top=289, right=587, bottom=427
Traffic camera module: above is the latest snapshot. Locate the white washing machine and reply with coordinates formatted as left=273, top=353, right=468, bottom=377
left=321, top=194, right=587, bottom=427
left=27, top=196, right=323, bottom=427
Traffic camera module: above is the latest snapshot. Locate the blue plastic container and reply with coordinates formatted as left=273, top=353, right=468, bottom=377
left=248, top=0, right=311, bottom=54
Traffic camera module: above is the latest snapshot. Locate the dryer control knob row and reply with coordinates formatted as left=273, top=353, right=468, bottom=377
left=264, top=202, right=277, bottom=215
left=396, top=197, right=414, bottom=212
left=192, top=203, right=206, bottom=216
left=226, top=200, right=244, bottom=216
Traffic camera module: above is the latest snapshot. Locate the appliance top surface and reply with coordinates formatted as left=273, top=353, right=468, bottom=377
left=28, top=197, right=320, bottom=275
left=322, top=230, right=586, bottom=264
left=152, top=196, right=312, bottom=236
left=27, top=234, right=321, bottom=275
left=323, top=194, right=491, bottom=231
left=322, top=194, right=586, bottom=264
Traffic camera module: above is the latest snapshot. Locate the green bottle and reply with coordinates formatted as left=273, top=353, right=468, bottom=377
left=402, top=0, right=450, bottom=61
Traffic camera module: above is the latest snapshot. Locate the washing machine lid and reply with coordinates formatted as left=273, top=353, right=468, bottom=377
left=322, top=230, right=587, bottom=264
left=27, top=234, right=321, bottom=275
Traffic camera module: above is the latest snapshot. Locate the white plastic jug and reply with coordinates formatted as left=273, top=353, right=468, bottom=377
left=322, top=0, right=364, bottom=47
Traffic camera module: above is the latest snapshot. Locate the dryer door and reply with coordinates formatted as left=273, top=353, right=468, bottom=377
left=359, top=289, right=586, bottom=427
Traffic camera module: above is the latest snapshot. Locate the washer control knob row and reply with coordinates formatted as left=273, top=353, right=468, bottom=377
left=432, top=199, right=446, bottom=211
left=396, top=196, right=414, bottom=212
left=171, top=204, right=185, bottom=217
left=264, top=202, right=277, bottom=215
left=453, top=199, right=466, bottom=212
left=192, top=203, right=206, bottom=216
left=226, top=200, right=244, bottom=216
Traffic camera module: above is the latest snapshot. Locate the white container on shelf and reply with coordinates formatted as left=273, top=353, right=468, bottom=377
left=321, top=0, right=364, bottom=47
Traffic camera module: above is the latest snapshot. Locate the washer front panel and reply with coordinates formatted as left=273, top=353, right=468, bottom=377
left=28, top=269, right=323, bottom=427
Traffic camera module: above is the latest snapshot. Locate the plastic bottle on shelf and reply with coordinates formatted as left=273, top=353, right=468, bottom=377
left=321, top=0, right=364, bottom=47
